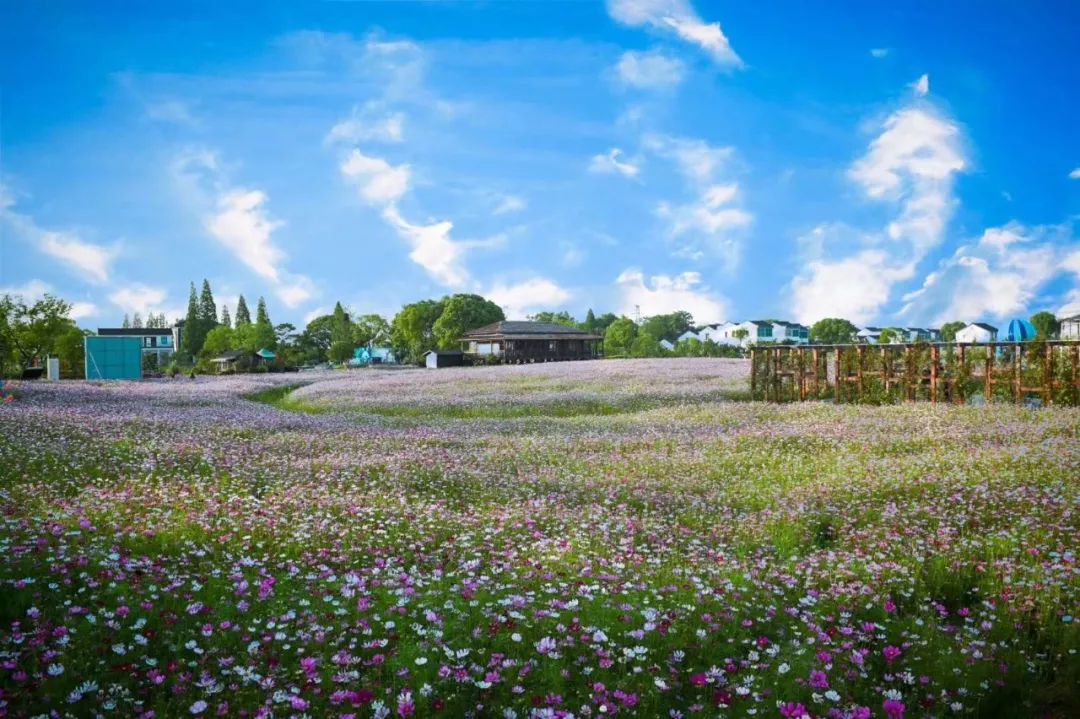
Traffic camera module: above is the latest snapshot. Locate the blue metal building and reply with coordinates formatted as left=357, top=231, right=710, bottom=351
left=85, top=336, right=143, bottom=380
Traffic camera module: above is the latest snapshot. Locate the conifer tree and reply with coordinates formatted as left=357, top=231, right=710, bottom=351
left=253, top=297, right=275, bottom=349
left=122, top=313, right=131, bottom=329
left=132, top=312, right=143, bottom=328
left=235, top=295, right=251, bottom=326
left=331, top=302, right=353, bottom=345
left=198, top=280, right=217, bottom=329
left=181, top=282, right=200, bottom=358
left=220, top=304, right=231, bottom=328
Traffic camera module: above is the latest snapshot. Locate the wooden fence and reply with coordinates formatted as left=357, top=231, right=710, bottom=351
left=749, top=341, right=1080, bottom=406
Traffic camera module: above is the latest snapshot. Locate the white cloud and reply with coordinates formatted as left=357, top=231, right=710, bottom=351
left=69, top=302, right=98, bottom=320
left=1069, top=167, right=1080, bottom=180
left=341, top=149, right=412, bottom=204
left=615, top=49, right=685, bottom=89
left=37, top=232, right=114, bottom=284
left=899, top=222, right=1072, bottom=324
left=493, top=194, right=527, bottom=215
left=607, top=0, right=742, bottom=67
left=108, top=284, right=167, bottom=312
left=172, top=148, right=318, bottom=308
left=589, top=148, right=641, bottom=178
left=643, top=134, right=734, bottom=185
left=790, top=90, right=967, bottom=325
left=487, top=278, right=572, bottom=319
left=303, top=306, right=330, bottom=325
left=870, top=48, right=890, bottom=58
left=615, top=268, right=729, bottom=322
left=791, top=250, right=915, bottom=326
left=656, top=183, right=752, bottom=268
left=326, top=105, right=405, bottom=145
left=911, top=73, right=930, bottom=97
left=205, top=190, right=286, bottom=283
left=381, top=206, right=470, bottom=287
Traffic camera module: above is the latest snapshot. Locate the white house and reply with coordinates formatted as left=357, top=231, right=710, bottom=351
left=857, top=326, right=882, bottom=344
left=770, top=321, right=810, bottom=344
left=699, top=322, right=739, bottom=345
left=728, top=320, right=776, bottom=347
left=659, top=339, right=675, bottom=351
left=1060, top=314, right=1080, bottom=340
left=955, top=322, right=998, bottom=343
left=677, top=329, right=701, bottom=343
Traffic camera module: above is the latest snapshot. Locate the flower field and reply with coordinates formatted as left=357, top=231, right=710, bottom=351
left=1, top=359, right=1078, bottom=718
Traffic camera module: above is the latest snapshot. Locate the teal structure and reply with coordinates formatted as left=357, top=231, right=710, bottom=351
left=85, top=336, right=143, bottom=380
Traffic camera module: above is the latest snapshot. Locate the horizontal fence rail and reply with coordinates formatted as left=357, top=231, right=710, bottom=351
left=749, top=341, right=1080, bottom=406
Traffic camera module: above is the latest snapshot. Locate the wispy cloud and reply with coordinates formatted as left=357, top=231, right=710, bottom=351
left=870, top=48, right=890, bottom=59
left=615, top=49, right=685, bottom=90
left=607, top=0, right=742, bottom=68
left=326, top=103, right=406, bottom=145
left=589, top=148, right=641, bottom=178
left=487, top=277, right=572, bottom=319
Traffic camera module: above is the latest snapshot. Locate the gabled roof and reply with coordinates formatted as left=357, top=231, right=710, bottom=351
left=771, top=320, right=808, bottom=329
left=969, top=322, right=998, bottom=332
left=211, top=350, right=250, bottom=362
left=98, top=327, right=173, bottom=336
left=460, top=321, right=601, bottom=340
left=743, top=320, right=774, bottom=327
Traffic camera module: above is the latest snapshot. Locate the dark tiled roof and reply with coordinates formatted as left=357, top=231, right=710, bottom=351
left=971, top=322, right=998, bottom=332
left=97, top=327, right=173, bottom=336
left=461, top=321, right=601, bottom=339
left=211, top=350, right=250, bottom=361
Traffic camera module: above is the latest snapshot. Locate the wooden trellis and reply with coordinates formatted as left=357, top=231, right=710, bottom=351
left=749, top=341, right=1080, bottom=406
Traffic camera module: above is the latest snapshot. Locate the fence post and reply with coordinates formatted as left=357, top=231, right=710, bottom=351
left=750, top=347, right=756, bottom=397
left=930, top=345, right=939, bottom=403
left=1013, top=346, right=1021, bottom=404
left=957, top=345, right=966, bottom=405
left=985, top=347, right=993, bottom=402
left=834, top=348, right=842, bottom=403
left=1043, top=343, right=1053, bottom=405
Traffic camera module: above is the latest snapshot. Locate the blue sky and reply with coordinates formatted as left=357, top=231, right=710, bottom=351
left=2, top=0, right=1079, bottom=329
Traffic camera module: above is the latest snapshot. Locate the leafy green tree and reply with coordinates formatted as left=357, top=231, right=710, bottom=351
left=809, top=318, right=858, bottom=344
left=252, top=297, right=275, bottom=350
left=233, top=323, right=256, bottom=352
left=582, top=309, right=597, bottom=333
left=604, top=317, right=637, bottom=357
left=201, top=325, right=235, bottom=357
left=122, top=313, right=131, bottom=328
left=328, top=340, right=354, bottom=364
left=132, top=312, right=143, bottom=328
left=640, top=311, right=693, bottom=343
left=391, top=299, right=446, bottom=364
left=181, top=282, right=200, bottom=359
left=732, top=328, right=749, bottom=342
left=878, top=328, right=901, bottom=344
left=353, top=314, right=390, bottom=346
left=0, top=294, right=76, bottom=373
left=275, top=323, right=297, bottom=347
left=529, top=311, right=577, bottom=327
left=220, top=304, right=231, bottom=328
left=1030, top=311, right=1058, bottom=339
left=235, top=295, right=252, bottom=326
left=54, top=325, right=89, bottom=378
left=432, top=294, right=504, bottom=350
left=940, top=321, right=966, bottom=342
left=630, top=333, right=662, bottom=357
left=298, top=315, right=334, bottom=362
left=593, top=312, right=618, bottom=334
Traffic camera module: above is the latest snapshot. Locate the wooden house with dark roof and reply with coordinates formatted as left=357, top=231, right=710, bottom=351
left=459, top=321, right=602, bottom=363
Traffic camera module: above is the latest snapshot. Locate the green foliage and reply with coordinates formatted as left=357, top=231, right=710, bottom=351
left=220, top=304, right=231, bottom=328
left=53, top=325, right=88, bottom=379
left=810, top=317, right=858, bottom=344
left=0, top=293, right=78, bottom=375
left=878, top=327, right=901, bottom=344
left=328, top=340, right=355, bottom=364
left=432, top=294, right=505, bottom=350
left=528, top=311, right=577, bottom=327
left=331, top=302, right=352, bottom=345
left=603, top=317, right=637, bottom=357
left=201, top=325, right=235, bottom=357
left=1030, top=311, right=1058, bottom=339
left=181, top=282, right=200, bottom=359
left=940, top=321, right=966, bottom=342
left=391, top=299, right=445, bottom=364
left=352, top=314, right=390, bottom=346
left=297, top=315, right=334, bottom=363
left=639, top=311, right=693, bottom=343
left=630, top=333, right=663, bottom=357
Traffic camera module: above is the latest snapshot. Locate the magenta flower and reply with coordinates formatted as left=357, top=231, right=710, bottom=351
left=883, top=645, right=902, bottom=664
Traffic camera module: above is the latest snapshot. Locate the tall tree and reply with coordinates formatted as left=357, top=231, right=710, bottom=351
left=181, top=282, right=200, bottom=358
left=198, top=280, right=217, bottom=328
left=583, top=309, right=597, bottom=333
left=132, top=312, right=143, bottom=328
left=353, top=314, right=390, bottom=346
left=235, top=295, right=252, bottom=326
left=809, top=318, right=858, bottom=344
left=940, top=321, right=966, bottom=342
left=122, top=313, right=131, bottom=329
left=1030, top=311, right=1059, bottom=339
left=331, top=302, right=353, bottom=345
left=432, top=293, right=505, bottom=349
left=640, top=311, right=693, bottom=342
left=604, top=318, right=637, bottom=357
left=253, top=297, right=275, bottom=349
left=298, top=314, right=335, bottom=362
left=220, top=304, right=232, bottom=328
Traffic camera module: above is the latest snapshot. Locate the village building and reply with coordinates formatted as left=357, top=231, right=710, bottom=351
left=955, top=322, right=998, bottom=343
left=459, top=321, right=602, bottom=363
left=424, top=349, right=464, bottom=368
left=1061, top=313, right=1080, bottom=340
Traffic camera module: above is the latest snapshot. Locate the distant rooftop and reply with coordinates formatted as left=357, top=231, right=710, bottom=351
left=97, top=327, right=173, bottom=336
left=461, top=321, right=601, bottom=340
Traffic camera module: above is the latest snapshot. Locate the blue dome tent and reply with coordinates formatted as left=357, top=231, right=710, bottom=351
left=1004, top=318, right=1036, bottom=342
